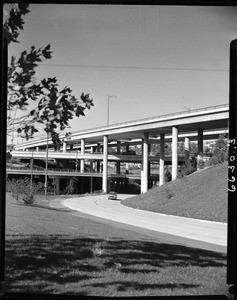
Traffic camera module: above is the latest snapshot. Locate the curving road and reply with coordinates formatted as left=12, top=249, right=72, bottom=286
left=61, top=194, right=227, bottom=252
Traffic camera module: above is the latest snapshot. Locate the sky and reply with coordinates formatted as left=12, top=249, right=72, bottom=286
left=7, top=4, right=237, bottom=143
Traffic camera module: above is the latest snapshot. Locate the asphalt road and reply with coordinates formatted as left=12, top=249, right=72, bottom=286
left=55, top=194, right=227, bottom=253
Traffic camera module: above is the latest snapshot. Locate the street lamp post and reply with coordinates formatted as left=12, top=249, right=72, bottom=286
left=76, top=149, right=78, bottom=171
left=30, top=150, right=34, bottom=190
left=90, top=159, right=93, bottom=194
left=107, top=95, right=117, bottom=126
left=44, top=131, right=49, bottom=201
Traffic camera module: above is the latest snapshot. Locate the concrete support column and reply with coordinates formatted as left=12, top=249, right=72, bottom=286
left=197, top=129, right=204, bottom=171
left=63, top=142, right=67, bottom=153
left=172, top=126, right=178, bottom=180
left=148, top=143, right=151, bottom=177
left=36, top=146, right=39, bottom=151
left=97, top=143, right=101, bottom=171
left=124, top=145, right=129, bottom=172
left=93, top=161, right=96, bottom=171
left=102, top=135, right=108, bottom=193
left=159, top=133, right=165, bottom=186
left=90, top=159, right=93, bottom=172
left=141, top=132, right=149, bottom=193
left=198, top=129, right=203, bottom=154
left=185, top=137, right=190, bottom=167
left=148, top=144, right=151, bottom=176
left=80, top=139, right=85, bottom=173
left=116, top=141, right=121, bottom=174
left=125, top=163, right=129, bottom=173
left=70, top=177, right=74, bottom=187
left=89, top=147, right=95, bottom=172
left=96, top=161, right=100, bottom=172
left=55, top=178, right=60, bottom=195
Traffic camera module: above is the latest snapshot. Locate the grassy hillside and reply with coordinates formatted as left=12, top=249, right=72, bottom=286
left=122, top=162, right=228, bottom=223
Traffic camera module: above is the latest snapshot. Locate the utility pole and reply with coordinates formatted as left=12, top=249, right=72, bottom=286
left=30, top=150, right=34, bottom=189
left=44, top=131, right=49, bottom=201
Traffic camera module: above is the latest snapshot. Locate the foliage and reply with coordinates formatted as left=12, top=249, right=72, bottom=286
left=3, top=3, right=30, bottom=44
left=64, top=177, right=78, bottom=195
left=151, top=142, right=198, bottom=156
left=196, top=154, right=205, bottom=170
left=5, top=3, right=94, bottom=144
left=164, top=169, right=172, bottom=182
left=208, top=134, right=228, bottom=166
left=178, top=161, right=197, bottom=178
left=6, top=177, right=44, bottom=205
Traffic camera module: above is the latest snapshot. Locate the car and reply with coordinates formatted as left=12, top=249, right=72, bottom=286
left=108, top=191, right=117, bottom=200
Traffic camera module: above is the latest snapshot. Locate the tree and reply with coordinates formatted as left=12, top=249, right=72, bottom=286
left=209, top=134, right=228, bottom=165
left=4, top=3, right=94, bottom=144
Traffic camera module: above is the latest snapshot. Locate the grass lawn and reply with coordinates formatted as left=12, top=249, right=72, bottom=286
left=123, top=162, right=228, bottom=223
left=5, top=192, right=230, bottom=297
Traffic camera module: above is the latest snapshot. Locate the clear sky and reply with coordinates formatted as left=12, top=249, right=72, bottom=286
left=8, top=4, right=237, bottom=142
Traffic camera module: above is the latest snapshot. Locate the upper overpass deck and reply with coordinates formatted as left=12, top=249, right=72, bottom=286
left=10, top=150, right=188, bottom=164
left=15, top=104, right=229, bottom=150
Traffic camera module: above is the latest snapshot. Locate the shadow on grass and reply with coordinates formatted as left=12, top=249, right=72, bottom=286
left=11, top=201, right=74, bottom=213
left=5, top=235, right=226, bottom=295
left=88, top=281, right=197, bottom=291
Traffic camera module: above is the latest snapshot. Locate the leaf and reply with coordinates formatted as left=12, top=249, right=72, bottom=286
left=75, top=106, right=85, bottom=117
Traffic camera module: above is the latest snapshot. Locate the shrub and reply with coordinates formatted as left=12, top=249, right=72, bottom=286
left=6, top=178, right=25, bottom=201
left=196, top=154, right=205, bottom=170
left=208, top=134, right=228, bottom=166
left=165, top=170, right=172, bottom=182
left=22, top=193, right=35, bottom=205
left=64, top=177, right=78, bottom=195
left=6, top=177, right=44, bottom=205
left=177, top=161, right=197, bottom=179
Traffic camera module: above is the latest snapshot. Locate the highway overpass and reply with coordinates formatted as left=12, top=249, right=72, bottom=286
left=12, top=104, right=229, bottom=194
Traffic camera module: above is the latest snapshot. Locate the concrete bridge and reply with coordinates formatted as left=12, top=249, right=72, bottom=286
left=13, top=104, right=229, bottom=194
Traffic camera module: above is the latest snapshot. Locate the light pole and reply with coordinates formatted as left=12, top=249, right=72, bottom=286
left=30, top=150, right=34, bottom=190
left=76, top=149, right=78, bottom=171
left=44, top=130, right=49, bottom=201
left=107, top=95, right=117, bottom=126
left=90, top=159, right=93, bottom=194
